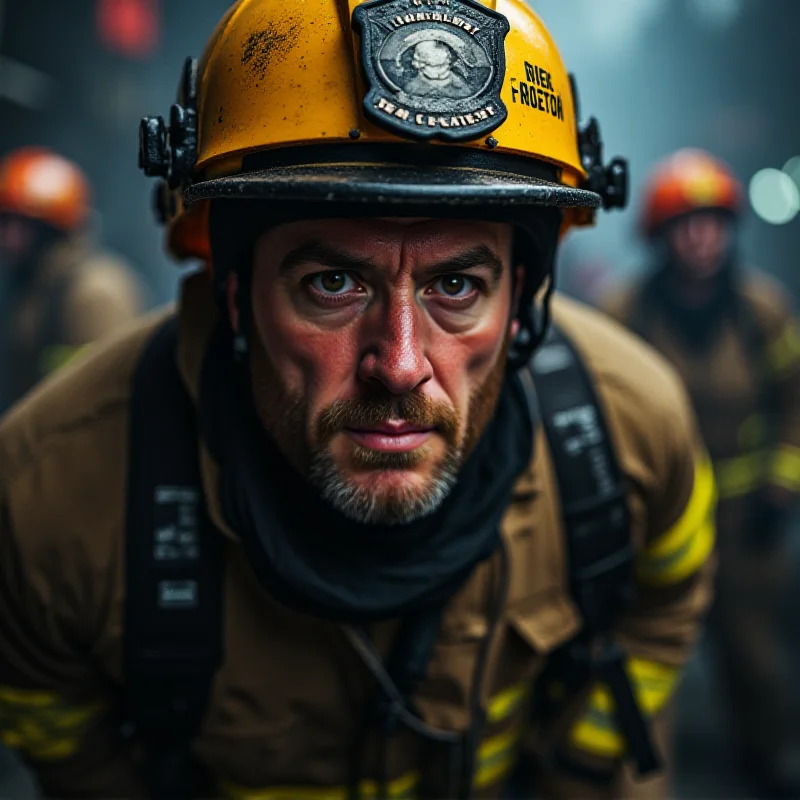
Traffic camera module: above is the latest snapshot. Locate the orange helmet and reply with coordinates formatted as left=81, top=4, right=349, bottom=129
left=640, top=148, right=743, bottom=238
left=0, top=147, right=91, bottom=232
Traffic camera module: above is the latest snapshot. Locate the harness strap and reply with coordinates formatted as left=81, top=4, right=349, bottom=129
left=529, top=324, right=659, bottom=778
left=123, top=317, right=224, bottom=800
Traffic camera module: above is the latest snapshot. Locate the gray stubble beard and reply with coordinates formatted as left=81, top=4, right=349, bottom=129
left=308, top=444, right=463, bottom=525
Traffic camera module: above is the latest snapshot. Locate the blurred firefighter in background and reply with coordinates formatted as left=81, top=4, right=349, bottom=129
left=604, top=148, right=800, bottom=798
left=0, top=146, right=144, bottom=414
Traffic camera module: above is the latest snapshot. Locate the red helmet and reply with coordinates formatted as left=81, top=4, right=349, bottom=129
left=640, top=149, right=743, bottom=238
left=0, top=147, right=91, bottom=232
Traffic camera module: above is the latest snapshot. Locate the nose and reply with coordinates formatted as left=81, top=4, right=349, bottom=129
left=357, top=294, right=433, bottom=395
left=688, top=216, right=721, bottom=247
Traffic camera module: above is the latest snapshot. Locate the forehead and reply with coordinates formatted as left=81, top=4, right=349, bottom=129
left=256, top=218, right=513, bottom=262
left=670, top=210, right=731, bottom=233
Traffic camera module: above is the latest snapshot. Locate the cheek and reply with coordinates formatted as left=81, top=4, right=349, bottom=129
left=251, top=286, right=363, bottom=418
left=428, top=301, right=510, bottom=418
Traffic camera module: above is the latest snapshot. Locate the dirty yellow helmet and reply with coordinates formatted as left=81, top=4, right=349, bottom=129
left=140, top=0, right=627, bottom=265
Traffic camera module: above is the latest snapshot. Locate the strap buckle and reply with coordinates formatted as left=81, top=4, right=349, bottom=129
left=595, top=640, right=662, bottom=777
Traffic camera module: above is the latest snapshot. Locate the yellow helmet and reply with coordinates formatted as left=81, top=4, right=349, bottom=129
left=140, top=0, right=627, bottom=264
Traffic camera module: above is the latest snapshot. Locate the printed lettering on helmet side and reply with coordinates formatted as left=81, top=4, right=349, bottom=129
left=509, top=62, right=565, bottom=123
left=353, top=0, right=510, bottom=142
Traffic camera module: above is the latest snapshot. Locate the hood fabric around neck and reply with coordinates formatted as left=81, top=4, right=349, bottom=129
left=199, top=326, right=534, bottom=624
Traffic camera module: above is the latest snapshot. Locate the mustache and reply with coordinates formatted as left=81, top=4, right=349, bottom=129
left=316, top=390, right=460, bottom=447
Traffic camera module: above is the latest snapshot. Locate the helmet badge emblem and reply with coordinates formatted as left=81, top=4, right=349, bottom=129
left=353, top=0, right=510, bottom=142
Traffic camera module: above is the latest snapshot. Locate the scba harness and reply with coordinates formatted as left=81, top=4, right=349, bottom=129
left=123, top=319, right=658, bottom=799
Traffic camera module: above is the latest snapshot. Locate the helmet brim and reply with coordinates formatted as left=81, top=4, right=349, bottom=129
left=185, top=163, right=600, bottom=211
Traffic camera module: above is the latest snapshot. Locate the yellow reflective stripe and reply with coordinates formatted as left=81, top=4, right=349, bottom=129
left=487, top=681, right=528, bottom=724
left=39, top=344, right=89, bottom=376
left=715, top=450, right=768, bottom=498
left=219, top=680, right=530, bottom=800
left=569, top=659, right=680, bottom=759
left=636, top=456, right=716, bottom=586
left=767, top=320, right=800, bottom=375
left=474, top=723, right=524, bottom=789
left=768, top=444, right=800, bottom=493
left=627, top=659, right=681, bottom=714
left=221, top=721, right=526, bottom=799
left=0, top=687, right=58, bottom=708
left=221, top=785, right=343, bottom=800
left=221, top=771, right=419, bottom=800
left=0, top=686, right=104, bottom=762
left=25, top=738, right=78, bottom=760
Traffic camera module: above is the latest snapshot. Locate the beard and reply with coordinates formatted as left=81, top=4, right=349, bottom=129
left=250, top=335, right=510, bottom=526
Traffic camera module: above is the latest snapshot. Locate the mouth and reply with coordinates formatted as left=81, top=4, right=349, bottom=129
left=345, top=420, right=436, bottom=453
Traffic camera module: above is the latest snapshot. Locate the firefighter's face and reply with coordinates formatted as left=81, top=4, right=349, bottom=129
left=0, top=213, right=36, bottom=273
left=241, top=218, right=516, bottom=525
left=666, top=212, right=733, bottom=279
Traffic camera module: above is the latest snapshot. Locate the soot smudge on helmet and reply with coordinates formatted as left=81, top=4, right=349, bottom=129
left=241, top=24, right=301, bottom=82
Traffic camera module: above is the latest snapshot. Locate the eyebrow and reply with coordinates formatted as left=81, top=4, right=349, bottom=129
left=278, top=240, right=504, bottom=284
left=419, top=244, right=504, bottom=285
left=279, top=241, right=377, bottom=275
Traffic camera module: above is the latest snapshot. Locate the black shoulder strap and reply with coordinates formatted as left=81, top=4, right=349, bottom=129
left=529, top=324, right=633, bottom=631
left=528, top=324, right=660, bottom=777
left=124, top=317, right=224, bottom=800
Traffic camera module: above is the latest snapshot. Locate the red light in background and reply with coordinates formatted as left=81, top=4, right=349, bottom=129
left=96, top=0, right=160, bottom=60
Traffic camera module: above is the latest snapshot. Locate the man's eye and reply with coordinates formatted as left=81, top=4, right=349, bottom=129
left=309, top=272, right=357, bottom=295
left=433, top=275, right=475, bottom=298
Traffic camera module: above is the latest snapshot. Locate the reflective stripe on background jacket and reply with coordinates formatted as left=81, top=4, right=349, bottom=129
left=0, top=271, right=714, bottom=799
left=604, top=272, right=800, bottom=506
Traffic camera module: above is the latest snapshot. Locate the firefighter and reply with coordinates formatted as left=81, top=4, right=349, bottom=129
left=0, top=146, right=143, bottom=413
left=0, top=2, right=714, bottom=798
left=604, top=148, right=800, bottom=797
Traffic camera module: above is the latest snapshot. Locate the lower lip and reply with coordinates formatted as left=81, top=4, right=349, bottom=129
left=346, top=429, right=433, bottom=452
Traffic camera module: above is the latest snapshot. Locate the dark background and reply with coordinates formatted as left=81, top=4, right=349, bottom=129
left=3, top=0, right=799, bottom=307
left=2, top=1, right=800, bottom=796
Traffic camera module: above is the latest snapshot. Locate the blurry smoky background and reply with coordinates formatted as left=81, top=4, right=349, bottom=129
left=0, top=0, right=233, bottom=302
left=2, top=0, right=798, bottom=305
left=1, top=0, right=800, bottom=797
left=538, top=0, right=800, bottom=305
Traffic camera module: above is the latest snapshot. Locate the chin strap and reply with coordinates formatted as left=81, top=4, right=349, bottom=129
left=507, top=260, right=557, bottom=373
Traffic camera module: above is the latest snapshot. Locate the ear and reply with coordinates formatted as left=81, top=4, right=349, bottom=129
left=226, top=272, right=240, bottom=333
left=509, top=263, right=525, bottom=338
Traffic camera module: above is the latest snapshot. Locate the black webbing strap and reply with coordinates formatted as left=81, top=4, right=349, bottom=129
left=124, top=317, right=224, bottom=800
left=528, top=324, right=660, bottom=777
